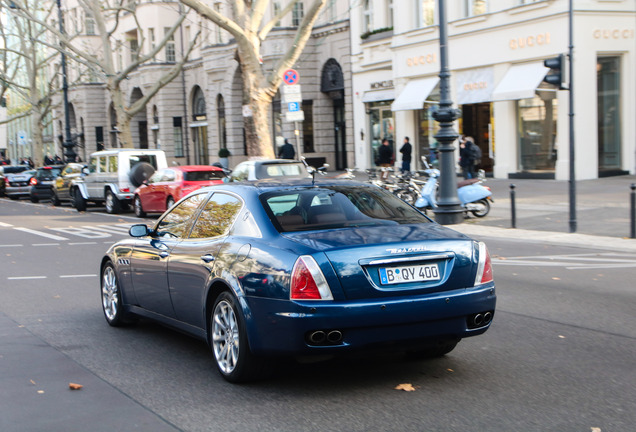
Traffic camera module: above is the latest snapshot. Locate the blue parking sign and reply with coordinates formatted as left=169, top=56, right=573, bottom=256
left=288, top=102, right=300, bottom=112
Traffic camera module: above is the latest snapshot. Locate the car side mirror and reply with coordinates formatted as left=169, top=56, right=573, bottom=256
left=82, top=167, right=90, bottom=175
left=129, top=224, right=151, bottom=237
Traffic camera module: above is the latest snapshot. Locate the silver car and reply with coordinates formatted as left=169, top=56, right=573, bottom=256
left=5, top=169, right=37, bottom=200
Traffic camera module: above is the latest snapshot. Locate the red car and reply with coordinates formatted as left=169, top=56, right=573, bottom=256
left=133, top=165, right=227, bottom=217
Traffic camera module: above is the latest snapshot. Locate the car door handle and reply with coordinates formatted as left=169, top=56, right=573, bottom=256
left=159, top=251, right=170, bottom=258
left=200, top=254, right=215, bottom=263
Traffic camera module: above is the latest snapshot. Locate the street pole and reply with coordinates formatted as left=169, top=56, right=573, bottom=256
left=432, top=0, right=463, bottom=225
left=568, top=0, right=576, bottom=232
left=56, top=0, right=76, bottom=162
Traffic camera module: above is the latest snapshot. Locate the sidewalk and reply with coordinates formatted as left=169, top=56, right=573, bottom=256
left=0, top=313, right=179, bottom=432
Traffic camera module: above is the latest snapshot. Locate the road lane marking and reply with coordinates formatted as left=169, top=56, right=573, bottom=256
left=0, top=222, right=13, bottom=227
left=32, top=243, right=61, bottom=246
left=494, top=252, right=636, bottom=270
left=93, top=224, right=134, bottom=235
left=68, top=242, right=98, bottom=245
left=51, top=227, right=112, bottom=238
left=59, top=274, right=97, bottom=278
left=8, top=276, right=47, bottom=280
left=13, top=227, right=69, bottom=241
left=0, top=244, right=23, bottom=248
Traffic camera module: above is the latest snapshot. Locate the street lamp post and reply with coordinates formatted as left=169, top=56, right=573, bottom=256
left=432, top=0, right=463, bottom=225
left=56, top=0, right=76, bottom=162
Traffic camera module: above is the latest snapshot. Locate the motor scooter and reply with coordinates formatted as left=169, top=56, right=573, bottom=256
left=414, top=158, right=493, bottom=217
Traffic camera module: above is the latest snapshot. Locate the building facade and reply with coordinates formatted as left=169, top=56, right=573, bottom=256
left=351, top=0, right=635, bottom=180
left=42, top=0, right=352, bottom=171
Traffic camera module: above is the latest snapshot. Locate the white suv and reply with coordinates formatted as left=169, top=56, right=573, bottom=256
left=72, top=149, right=168, bottom=214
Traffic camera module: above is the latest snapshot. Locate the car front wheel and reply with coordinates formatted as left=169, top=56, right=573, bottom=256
left=211, top=292, right=266, bottom=383
left=74, top=189, right=87, bottom=212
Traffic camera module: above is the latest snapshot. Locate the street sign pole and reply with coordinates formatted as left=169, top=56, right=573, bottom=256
left=294, top=122, right=302, bottom=160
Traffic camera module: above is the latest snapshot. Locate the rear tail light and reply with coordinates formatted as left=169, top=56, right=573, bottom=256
left=474, top=242, right=493, bottom=286
left=30, top=177, right=38, bottom=186
left=120, top=187, right=130, bottom=193
left=290, top=256, right=333, bottom=301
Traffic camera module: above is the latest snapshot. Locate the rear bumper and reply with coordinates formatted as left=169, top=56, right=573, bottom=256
left=245, top=283, right=496, bottom=356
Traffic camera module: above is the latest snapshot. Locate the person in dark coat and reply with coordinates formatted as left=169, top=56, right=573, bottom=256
left=278, top=138, right=296, bottom=159
left=399, top=137, right=412, bottom=173
left=459, top=136, right=476, bottom=179
left=377, top=138, right=393, bottom=180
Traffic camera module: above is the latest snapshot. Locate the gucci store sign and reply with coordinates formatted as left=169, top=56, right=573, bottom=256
left=455, top=68, right=494, bottom=105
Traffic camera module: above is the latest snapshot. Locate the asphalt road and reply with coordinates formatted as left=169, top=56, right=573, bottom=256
left=1, top=198, right=635, bottom=431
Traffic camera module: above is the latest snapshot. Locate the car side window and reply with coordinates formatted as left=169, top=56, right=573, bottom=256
left=88, top=158, right=98, bottom=173
left=108, top=156, right=118, bottom=173
left=155, top=192, right=208, bottom=239
left=231, top=164, right=248, bottom=181
left=189, top=193, right=242, bottom=239
left=98, top=157, right=107, bottom=173
left=148, top=170, right=164, bottom=184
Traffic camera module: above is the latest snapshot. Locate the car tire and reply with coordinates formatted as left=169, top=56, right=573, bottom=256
left=51, top=191, right=61, bottom=206
left=129, top=162, right=156, bottom=187
left=470, top=199, right=490, bottom=218
left=406, top=340, right=458, bottom=360
left=211, top=291, right=268, bottom=383
left=101, top=262, right=136, bottom=327
left=134, top=195, right=146, bottom=218
left=30, top=196, right=39, bottom=203
left=105, top=190, right=121, bottom=214
left=9, top=195, right=18, bottom=200
left=166, top=196, right=175, bottom=210
left=74, top=189, right=87, bottom=212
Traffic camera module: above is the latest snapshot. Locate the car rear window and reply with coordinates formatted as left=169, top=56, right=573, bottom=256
left=36, top=168, right=62, bottom=179
left=184, top=170, right=226, bottom=181
left=255, top=163, right=306, bottom=179
left=130, top=155, right=159, bottom=169
left=262, top=185, right=431, bottom=232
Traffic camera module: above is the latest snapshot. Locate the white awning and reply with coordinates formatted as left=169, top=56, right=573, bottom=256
left=391, top=77, right=439, bottom=111
left=361, top=89, right=395, bottom=103
left=492, top=62, right=549, bottom=101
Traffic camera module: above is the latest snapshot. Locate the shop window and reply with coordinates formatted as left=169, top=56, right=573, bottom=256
left=597, top=56, right=621, bottom=171
left=517, top=90, right=557, bottom=172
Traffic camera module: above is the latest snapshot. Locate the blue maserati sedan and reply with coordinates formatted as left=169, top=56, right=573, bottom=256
left=100, top=180, right=496, bottom=382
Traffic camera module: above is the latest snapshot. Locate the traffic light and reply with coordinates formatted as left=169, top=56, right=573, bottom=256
left=543, top=54, right=567, bottom=89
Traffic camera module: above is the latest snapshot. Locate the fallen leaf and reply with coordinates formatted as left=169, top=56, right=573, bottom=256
left=591, top=428, right=602, bottom=432
left=447, top=368, right=454, bottom=373
left=53, top=295, right=61, bottom=299
left=497, top=256, right=507, bottom=260
left=394, top=383, right=416, bottom=392
left=30, top=380, right=36, bottom=385
left=69, top=383, right=83, bottom=390
left=558, top=335, right=566, bottom=339
left=37, top=390, right=44, bottom=394
left=552, top=277, right=560, bottom=280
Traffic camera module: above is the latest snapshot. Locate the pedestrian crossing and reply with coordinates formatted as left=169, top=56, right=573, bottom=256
left=0, top=222, right=135, bottom=246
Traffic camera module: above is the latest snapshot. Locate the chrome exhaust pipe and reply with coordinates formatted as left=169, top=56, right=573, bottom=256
left=483, top=312, right=492, bottom=324
left=473, top=314, right=484, bottom=327
left=308, top=331, right=326, bottom=344
left=327, top=330, right=343, bottom=343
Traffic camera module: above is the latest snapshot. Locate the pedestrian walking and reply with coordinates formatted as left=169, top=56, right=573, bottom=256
left=399, top=137, right=412, bottom=173
left=278, top=138, right=296, bottom=160
left=459, top=136, right=478, bottom=179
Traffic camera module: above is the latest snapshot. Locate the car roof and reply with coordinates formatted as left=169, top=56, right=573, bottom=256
left=89, top=149, right=165, bottom=156
left=174, top=165, right=225, bottom=172
left=38, top=165, right=66, bottom=170
left=203, top=179, right=368, bottom=193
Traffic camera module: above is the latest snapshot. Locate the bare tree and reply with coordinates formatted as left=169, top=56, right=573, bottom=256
left=0, top=0, right=59, bottom=167
left=180, top=0, right=327, bottom=159
left=21, top=0, right=200, bottom=149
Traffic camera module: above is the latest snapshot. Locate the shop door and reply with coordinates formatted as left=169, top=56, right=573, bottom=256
left=461, top=103, right=493, bottom=173
left=193, top=126, right=208, bottom=165
left=368, top=103, right=395, bottom=166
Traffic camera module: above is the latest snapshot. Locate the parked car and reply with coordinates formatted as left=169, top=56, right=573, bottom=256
left=72, top=149, right=168, bottom=213
left=5, top=169, right=37, bottom=200
left=229, top=159, right=311, bottom=182
left=1, top=164, right=29, bottom=198
left=133, top=165, right=227, bottom=217
left=29, top=165, right=65, bottom=203
left=100, top=179, right=496, bottom=383
left=50, top=162, right=85, bottom=206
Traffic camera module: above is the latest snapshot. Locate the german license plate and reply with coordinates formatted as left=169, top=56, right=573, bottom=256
left=379, top=263, right=440, bottom=285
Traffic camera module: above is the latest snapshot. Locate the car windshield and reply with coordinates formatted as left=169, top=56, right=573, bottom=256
left=255, top=163, right=306, bottom=179
left=262, top=185, right=431, bottom=232
left=184, top=170, right=226, bottom=181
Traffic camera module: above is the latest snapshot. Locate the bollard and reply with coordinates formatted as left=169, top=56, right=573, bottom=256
left=510, top=184, right=516, bottom=229
left=631, top=184, right=635, bottom=239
